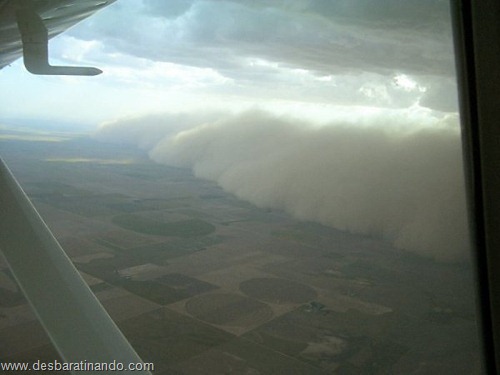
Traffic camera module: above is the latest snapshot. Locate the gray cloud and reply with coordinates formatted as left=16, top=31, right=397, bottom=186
left=419, top=76, right=459, bottom=112
left=96, top=110, right=469, bottom=262
left=143, top=0, right=196, bottom=19
left=63, top=0, right=458, bottom=113
left=70, top=0, right=455, bottom=77
left=96, top=111, right=221, bottom=149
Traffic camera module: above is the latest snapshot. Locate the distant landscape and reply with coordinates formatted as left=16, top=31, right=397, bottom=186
left=0, top=130, right=481, bottom=374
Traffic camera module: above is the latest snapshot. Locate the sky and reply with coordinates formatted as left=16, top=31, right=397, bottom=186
left=0, top=0, right=470, bottom=261
left=0, top=0, right=458, bottom=128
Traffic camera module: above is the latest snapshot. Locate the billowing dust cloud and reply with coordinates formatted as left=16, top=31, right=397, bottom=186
left=97, top=110, right=469, bottom=261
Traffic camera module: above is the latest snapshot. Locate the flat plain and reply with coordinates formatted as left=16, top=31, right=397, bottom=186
left=0, top=132, right=482, bottom=374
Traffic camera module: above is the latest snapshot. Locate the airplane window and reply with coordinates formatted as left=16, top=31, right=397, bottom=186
left=0, top=0, right=484, bottom=373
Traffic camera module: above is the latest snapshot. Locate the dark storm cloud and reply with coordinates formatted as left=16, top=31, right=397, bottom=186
left=89, top=2, right=467, bottom=262
left=96, top=111, right=221, bottom=149
left=96, top=110, right=469, bottom=262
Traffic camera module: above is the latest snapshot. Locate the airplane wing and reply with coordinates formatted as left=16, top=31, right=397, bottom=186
left=0, top=0, right=113, bottom=75
left=0, top=1, right=152, bottom=372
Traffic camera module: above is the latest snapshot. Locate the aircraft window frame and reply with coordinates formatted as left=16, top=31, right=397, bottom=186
left=451, top=0, right=500, bottom=373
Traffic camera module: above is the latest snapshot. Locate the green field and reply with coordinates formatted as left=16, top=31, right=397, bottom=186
left=112, top=214, right=216, bottom=237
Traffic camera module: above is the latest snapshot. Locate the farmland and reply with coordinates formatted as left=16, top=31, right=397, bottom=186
left=0, top=133, right=482, bottom=374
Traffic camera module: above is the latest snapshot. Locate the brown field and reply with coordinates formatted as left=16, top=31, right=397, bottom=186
left=239, top=277, right=318, bottom=305
left=185, top=292, right=274, bottom=327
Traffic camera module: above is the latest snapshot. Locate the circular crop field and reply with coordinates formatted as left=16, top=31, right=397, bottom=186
left=239, top=277, right=317, bottom=304
left=185, top=293, right=273, bottom=327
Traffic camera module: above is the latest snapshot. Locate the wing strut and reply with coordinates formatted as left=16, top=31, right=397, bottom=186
left=16, top=7, right=102, bottom=76
left=0, top=158, right=150, bottom=374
